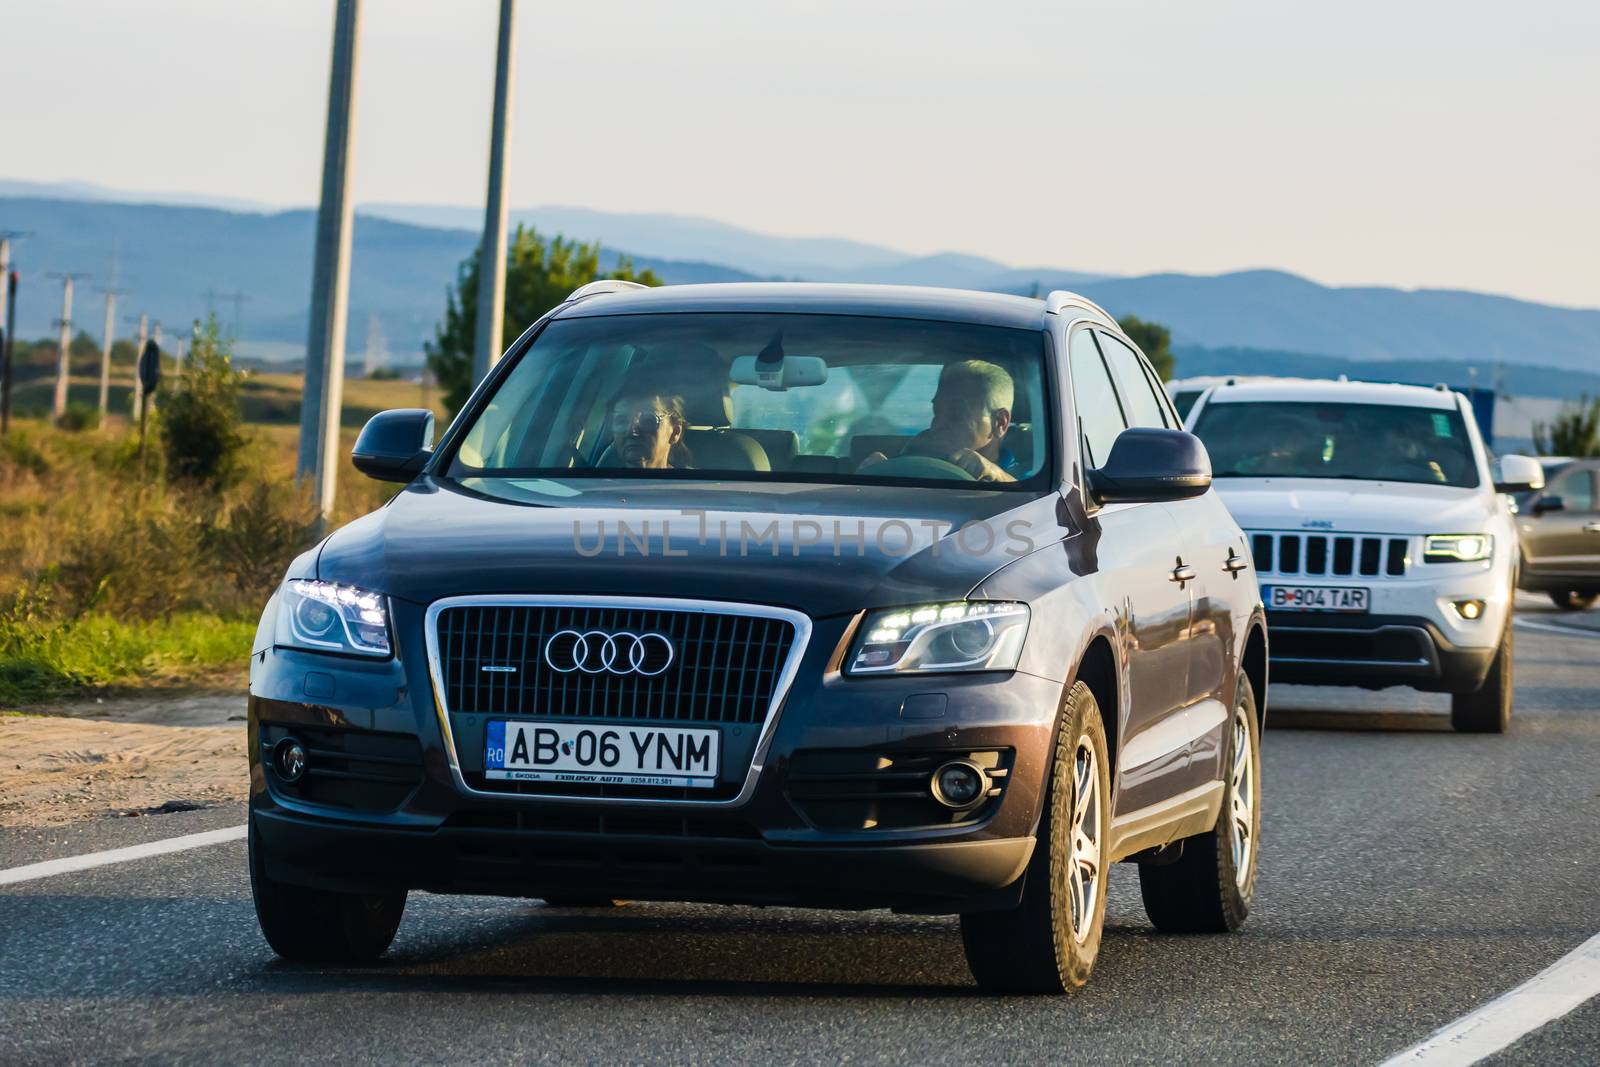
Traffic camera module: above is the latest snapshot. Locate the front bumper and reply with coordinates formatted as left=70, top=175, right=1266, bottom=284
left=252, top=805, right=1034, bottom=911
left=248, top=607, right=1061, bottom=913
left=1265, top=611, right=1498, bottom=693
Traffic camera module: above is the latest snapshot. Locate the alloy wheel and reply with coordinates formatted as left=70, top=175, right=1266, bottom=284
left=1229, top=708, right=1256, bottom=889
left=1067, top=739, right=1102, bottom=943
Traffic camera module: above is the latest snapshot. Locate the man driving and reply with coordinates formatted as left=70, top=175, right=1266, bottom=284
left=862, top=359, right=1017, bottom=482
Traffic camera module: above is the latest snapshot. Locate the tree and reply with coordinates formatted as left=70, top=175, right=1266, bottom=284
left=161, top=314, right=245, bottom=487
left=426, top=225, right=661, bottom=418
left=1116, top=315, right=1176, bottom=381
left=1533, top=395, right=1600, bottom=457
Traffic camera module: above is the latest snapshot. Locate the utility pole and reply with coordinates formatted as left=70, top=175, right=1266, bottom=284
left=1, top=244, right=19, bottom=438
left=200, top=288, right=248, bottom=338
left=98, top=250, right=126, bottom=425
left=129, top=313, right=149, bottom=415
left=297, top=0, right=363, bottom=520
left=472, top=0, right=517, bottom=388
left=48, top=272, right=87, bottom=423
left=0, top=236, right=12, bottom=437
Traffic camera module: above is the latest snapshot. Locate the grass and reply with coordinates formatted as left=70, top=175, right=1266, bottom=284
left=0, top=368, right=428, bottom=708
left=0, top=612, right=255, bottom=708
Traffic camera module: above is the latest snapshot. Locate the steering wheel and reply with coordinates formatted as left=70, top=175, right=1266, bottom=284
left=863, top=455, right=976, bottom=482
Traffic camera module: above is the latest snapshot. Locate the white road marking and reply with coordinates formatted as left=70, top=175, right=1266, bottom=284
left=1378, top=932, right=1600, bottom=1066
left=0, top=824, right=246, bottom=887
left=1514, top=617, right=1600, bottom=639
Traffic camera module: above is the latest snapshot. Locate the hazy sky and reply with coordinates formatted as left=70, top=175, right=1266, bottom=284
left=5, top=0, right=1596, bottom=306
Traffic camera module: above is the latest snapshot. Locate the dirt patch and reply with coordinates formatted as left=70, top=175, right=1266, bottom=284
left=19, top=685, right=246, bottom=726
left=0, top=714, right=247, bottom=828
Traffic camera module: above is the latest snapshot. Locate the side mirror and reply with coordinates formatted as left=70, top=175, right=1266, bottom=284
left=1089, top=427, right=1212, bottom=504
left=1532, top=494, right=1566, bottom=516
left=1493, top=454, right=1545, bottom=494
left=352, top=408, right=435, bottom=483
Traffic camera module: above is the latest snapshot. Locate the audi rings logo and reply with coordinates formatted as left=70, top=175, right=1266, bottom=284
left=543, top=629, right=675, bottom=676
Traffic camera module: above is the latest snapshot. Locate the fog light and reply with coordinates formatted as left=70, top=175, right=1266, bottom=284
left=273, top=737, right=308, bottom=783
left=1453, top=599, right=1485, bottom=620
left=930, top=760, right=988, bottom=810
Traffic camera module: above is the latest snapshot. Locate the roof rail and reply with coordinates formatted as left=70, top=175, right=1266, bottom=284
left=566, top=279, right=649, bottom=302
left=1043, top=290, right=1116, bottom=327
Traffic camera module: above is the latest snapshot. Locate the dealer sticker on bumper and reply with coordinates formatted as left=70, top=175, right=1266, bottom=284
left=1265, top=585, right=1370, bottom=612
left=484, top=720, right=720, bottom=789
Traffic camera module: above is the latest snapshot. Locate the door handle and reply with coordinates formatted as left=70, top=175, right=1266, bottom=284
left=1223, top=549, right=1250, bottom=574
left=1170, top=563, right=1197, bottom=584
left=1584, top=522, right=1600, bottom=534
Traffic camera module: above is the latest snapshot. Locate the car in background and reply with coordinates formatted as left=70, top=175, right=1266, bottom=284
left=246, top=282, right=1269, bottom=994
left=1165, top=376, right=1317, bottom=422
left=1186, top=379, right=1543, bottom=733
left=1515, top=458, right=1600, bottom=610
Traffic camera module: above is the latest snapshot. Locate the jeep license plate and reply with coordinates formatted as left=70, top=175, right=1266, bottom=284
left=484, top=720, right=720, bottom=788
left=1265, top=585, right=1370, bottom=613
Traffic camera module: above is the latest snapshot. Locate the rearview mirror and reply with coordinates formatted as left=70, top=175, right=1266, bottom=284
left=729, top=354, right=828, bottom=391
left=1532, top=494, right=1566, bottom=516
left=352, top=408, right=435, bottom=483
left=1089, top=428, right=1212, bottom=504
left=1494, top=454, right=1545, bottom=494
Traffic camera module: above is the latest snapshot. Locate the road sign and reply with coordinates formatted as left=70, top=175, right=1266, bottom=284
left=138, top=339, right=161, bottom=396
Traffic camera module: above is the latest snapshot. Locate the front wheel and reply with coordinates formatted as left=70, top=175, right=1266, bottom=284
left=1549, top=590, right=1598, bottom=612
left=960, top=680, right=1110, bottom=994
left=1451, top=624, right=1513, bottom=733
left=249, top=813, right=406, bottom=963
left=1138, top=674, right=1261, bottom=933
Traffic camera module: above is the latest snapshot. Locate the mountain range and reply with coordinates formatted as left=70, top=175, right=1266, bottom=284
left=0, top=180, right=1595, bottom=380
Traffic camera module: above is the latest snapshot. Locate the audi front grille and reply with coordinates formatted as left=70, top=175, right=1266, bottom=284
left=434, top=601, right=796, bottom=725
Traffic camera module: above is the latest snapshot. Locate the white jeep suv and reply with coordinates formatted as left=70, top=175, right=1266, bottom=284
left=1186, top=379, right=1543, bottom=732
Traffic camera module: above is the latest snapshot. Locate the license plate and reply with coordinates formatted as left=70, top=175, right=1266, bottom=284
left=1265, top=585, right=1370, bottom=613
left=484, top=720, right=720, bottom=789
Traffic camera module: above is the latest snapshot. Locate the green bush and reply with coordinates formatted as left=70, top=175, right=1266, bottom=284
left=161, top=315, right=246, bottom=487
left=0, top=429, right=51, bottom=478
left=57, top=403, right=100, bottom=433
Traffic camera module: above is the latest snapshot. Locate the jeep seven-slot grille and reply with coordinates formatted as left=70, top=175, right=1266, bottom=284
left=435, top=604, right=793, bottom=724
left=1249, top=532, right=1410, bottom=579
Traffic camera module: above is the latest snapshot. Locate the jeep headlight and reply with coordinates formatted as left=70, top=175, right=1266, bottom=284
left=276, top=580, right=391, bottom=656
left=1424, top=534, right=1493, bottom=563
left=848, top=601, right=1029, bottom=675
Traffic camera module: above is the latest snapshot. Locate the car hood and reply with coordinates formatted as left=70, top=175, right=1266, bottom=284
left=1212, top=477, right=1493, bottom=534
left=316, top=475, right=1068, bottom=618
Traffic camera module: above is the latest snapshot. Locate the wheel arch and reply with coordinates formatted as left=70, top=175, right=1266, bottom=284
left=1069, top=632, right=1120, bottom=776
left=1242, top=619, right=1268, bottom=728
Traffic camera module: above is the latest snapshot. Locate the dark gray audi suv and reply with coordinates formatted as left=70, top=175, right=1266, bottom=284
left=248, top=281, right=1268, bottom=993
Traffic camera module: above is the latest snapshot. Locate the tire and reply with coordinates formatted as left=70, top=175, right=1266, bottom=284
left=1138, top=675, right=1260, bottom=934
left=249, top=813, right=406, bottom=963
left=1549, top=590, right=1598, bottom=612
left=1451, top=624, right=1513, bottom=733
left=960, top=680, right=1110, bottom=994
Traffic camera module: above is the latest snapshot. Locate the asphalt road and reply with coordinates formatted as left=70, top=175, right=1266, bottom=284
left=3, top=597, right=1597, bottom=1066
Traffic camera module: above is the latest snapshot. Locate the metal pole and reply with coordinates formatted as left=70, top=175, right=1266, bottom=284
left=472, top=0, right=517, bottom=387
left=130, top=313, right=148, bottom=415
left=98, top=288, right=119, bottom=423
left=1, top=268, right=15, bottom=438
left=297, top=0, right=363, bottom=521
left=51, top=274, right=77, bottom=422
left=0, top=239, right=10, bottom=437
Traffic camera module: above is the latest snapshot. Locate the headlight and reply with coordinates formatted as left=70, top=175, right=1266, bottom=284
left=276, top=580, right=391, bottom=656
left=848, top=601, right=1029, bottom=675
left=1424, top=534, right=1493, bottom=563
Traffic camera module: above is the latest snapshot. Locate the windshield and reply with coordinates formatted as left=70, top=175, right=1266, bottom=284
left=446, top=312, right=1051, bottom=489
left=1192, top=400, right=1480, bottom=488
